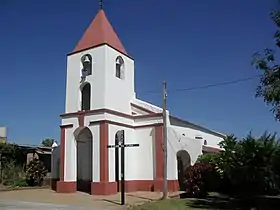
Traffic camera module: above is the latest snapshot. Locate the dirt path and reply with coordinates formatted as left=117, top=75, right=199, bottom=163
left=0, top=189, right=178, bottom=209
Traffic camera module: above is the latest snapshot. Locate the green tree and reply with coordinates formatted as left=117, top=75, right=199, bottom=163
left=217, top=133, right=280, bottom=196
left=197, top=153, right=220, bottom=165
left=41, top=139, right=53, bottom=147
left=252, top=7, right=280, bottom=120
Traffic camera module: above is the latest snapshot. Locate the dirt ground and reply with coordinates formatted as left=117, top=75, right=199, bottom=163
left=0, top=189, right=180, bottom=210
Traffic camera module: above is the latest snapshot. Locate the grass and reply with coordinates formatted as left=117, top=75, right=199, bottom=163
left=128, top=195, right=280, bottom=210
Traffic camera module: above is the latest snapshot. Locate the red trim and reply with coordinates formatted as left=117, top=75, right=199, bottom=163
left=59, top=127, right=66, bottom=181
left=78, top=112, right=85, bottom=127
left=130, top=103, right=156, bottom=114
left=91, top=180, right=178, bottom=195
left=57, top=181, right=76, bottom=193
left=155, top=125, right=164, bottom=181
left=100, top=121, right=109, bottom=182
left=60, top=124, right=73, bottom=129
left=90, top=120, right=163, bottom=129
left=60, top=108, right=162, bottom=120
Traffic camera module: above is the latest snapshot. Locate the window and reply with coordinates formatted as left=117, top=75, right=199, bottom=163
left=81, top=54, right=92, bottom=77
left=81, top=83, right=91, bottom=110
left=115, top=56, right=124, bottom=79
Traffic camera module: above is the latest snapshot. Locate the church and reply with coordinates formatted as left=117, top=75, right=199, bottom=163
left=51, top=5, right=224, bottom=195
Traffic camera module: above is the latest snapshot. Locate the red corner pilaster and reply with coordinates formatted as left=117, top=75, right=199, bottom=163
left=100, top=121, right=109, bottom=182
left=59, top=126, right=66, bottom=181
left=154, top=125, right=164, bottom=191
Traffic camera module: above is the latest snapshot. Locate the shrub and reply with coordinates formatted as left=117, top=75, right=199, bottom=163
left=217, top=133, right=280, bottom=197
left=1, top=161, right=25, bottom=186
left=10, top=179, right=28, bottom=187
left=197, top=153, right=220, bottom=165
left=184, top=163, right=217, bottom=198
left=25, top=158, right=47, bottom=186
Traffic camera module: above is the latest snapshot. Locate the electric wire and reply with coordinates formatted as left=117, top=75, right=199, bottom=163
left=139, top=75, right=262, bottom=95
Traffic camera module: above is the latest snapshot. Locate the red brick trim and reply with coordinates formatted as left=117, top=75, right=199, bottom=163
left=60, top=124, right=73, bottom=129
left=60, top=108, right=162, bottom=120
left=91, top=182, right=117, bottom=195
left=59, top=127, right=66, bottom=181
left=130, top=103, right=156, bottom=114
left=90, top=120, right=163, bottom=129
left=100, top=121, right=109, bottom=182
left=91, top=180, right=178, bottom=195
left=78, top=112, right=85, bottom=127
left=56, top=181, right=76, bottom=193
left=155, top=125, right=164, bottom=181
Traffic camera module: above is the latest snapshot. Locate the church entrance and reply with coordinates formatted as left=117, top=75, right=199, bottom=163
left=176, top=150, right=191, bottom=191
left=74, top=127, right=93, bottom=193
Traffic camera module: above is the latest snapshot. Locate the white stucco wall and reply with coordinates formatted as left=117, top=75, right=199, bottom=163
left=89, top=124, right=100, bottom=182
left=60, top=115, right=101, bottom=182
left=134, top=127, right=155, bottom=180
left=104, top=46, right=135, bottom=114
left=169, top=117, right=224, bottom=149
left=108, top=124, right=136, bottom=182
left=165, top=116, right=224, bottom=180
left=167, top=126, right=203, bottom=180
left=65, top=45, right=135, bottom=115
left=61, top=40, right=225, bottom=184
left=107, top=125, right=155, bottom=181
left=65, top=46, right=106, bottom=113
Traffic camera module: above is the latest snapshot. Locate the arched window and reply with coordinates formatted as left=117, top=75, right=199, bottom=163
left=81, top=54, right=92, bottom=78
left=115, top=56, right=124, bottom=79
left=81, top=83, right=91, bottom=110
left=204, top=140, right=208, bottom=146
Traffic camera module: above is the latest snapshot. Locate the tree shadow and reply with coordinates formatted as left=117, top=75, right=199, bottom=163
left=183, top=194, right=280, bottom=210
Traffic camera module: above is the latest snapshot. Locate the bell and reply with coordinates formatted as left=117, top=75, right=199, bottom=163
left=83, top=56, right=91, bottom=70
left=83, top=56, right=90, bottom=63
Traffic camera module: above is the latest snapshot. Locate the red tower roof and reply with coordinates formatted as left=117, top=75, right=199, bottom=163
left=71, top=9, right=128, bottom=56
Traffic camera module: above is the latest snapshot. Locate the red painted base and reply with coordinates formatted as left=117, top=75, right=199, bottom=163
left=91, top=181, right=117, bottom=195
left=55, top=180, right=178, bottom=195
left=56, top=181, right=76, bottom=193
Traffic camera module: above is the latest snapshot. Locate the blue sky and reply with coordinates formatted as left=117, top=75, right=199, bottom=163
left=0, top=0, right=279, bottom=144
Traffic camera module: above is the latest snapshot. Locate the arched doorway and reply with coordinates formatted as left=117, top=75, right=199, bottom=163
left=74, top=127, right=93, bottom=193
left=176, top=150, right=191, bottom=191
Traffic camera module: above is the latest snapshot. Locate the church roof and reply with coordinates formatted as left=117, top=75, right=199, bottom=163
left=71, top=9, right=128, bottom=56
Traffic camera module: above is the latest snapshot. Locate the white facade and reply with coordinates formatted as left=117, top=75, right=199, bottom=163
left=53, top=8, right=224, bottom=195
left=0, top=127, right=7, bottom=138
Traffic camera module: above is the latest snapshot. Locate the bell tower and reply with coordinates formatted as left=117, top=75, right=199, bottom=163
left=64, top=7, right=135, bottom=115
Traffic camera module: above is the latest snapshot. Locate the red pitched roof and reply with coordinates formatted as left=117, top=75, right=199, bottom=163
left=72, top=9, right=128, bottom=56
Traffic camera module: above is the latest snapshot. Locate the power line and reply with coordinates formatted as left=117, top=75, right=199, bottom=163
left=139, top=75, right=262, bottom=95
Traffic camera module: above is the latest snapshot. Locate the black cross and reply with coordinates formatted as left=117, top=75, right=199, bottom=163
left=100, top=0, right=103, bottom=9
left=107, top=130, right=139, bottom=205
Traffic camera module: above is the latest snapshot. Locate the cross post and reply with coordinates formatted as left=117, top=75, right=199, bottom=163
left=107, top=130, right=139, bottom=205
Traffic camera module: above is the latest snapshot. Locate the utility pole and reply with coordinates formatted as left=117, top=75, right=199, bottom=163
left=162, top=80, right=168, bottom=199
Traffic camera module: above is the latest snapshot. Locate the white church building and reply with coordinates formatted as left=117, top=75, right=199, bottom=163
left=51, top=6, right=225, bottom=195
